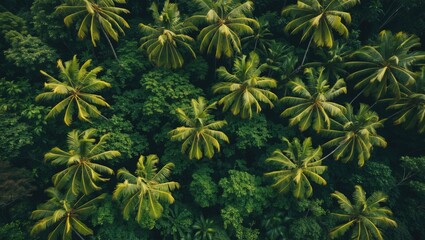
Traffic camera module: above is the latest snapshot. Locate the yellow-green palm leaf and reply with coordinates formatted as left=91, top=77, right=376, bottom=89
left=283, top=0, right=359, bottom=48
left=281, top=67, right=346, bottom=132
left=31, top=187, right=105, bottom=240
left=45, top=129, right=120, bottom=195
left=330, top=185, right=397, bottom=239
left=347, top=31, right=425, bottom=99
left=213, top=51, right=277, bottom=119
left=56, top=0, right=130, bottom=47
left=265, top=137, right=327, bottom=198
left=387, top=92, right=425, bottom=133
left=190, top=0, right=259, bottom=59
left=36, top=55, right=111, bottom=125
left=113, top=154, right=180, bottom=222
left=169, top=97, right=229, bottom=160
left=321, top=104, right=387, bottom=166
left=140, top=0, right=196, bottom=69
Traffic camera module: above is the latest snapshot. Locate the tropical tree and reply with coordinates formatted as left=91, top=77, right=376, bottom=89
left=113, top=154, right=180, bottom=222
left=169, top=97, right=229, bottom=160
left=241, top=17, right=273, bottom=52
left=56, top=0, right=130, bottom=59
left=330, top=185, right=397, bottom=239
left=347, top=30, right=425, bottom=99
left=281, top=67, right=346, bottom=132
left=282, top=0, right=359, bottom=48
left=321, top=104, right=387, bottom=167
left=259, top=41, right=298, bottom=80
left=212, top=52, right=278, bottom=119
left=36, top=55, right=111, bottom=126
left=304, top=42, right=350, bottom=80
left=193, top=216, right=217, bottom=240
left=189, top=0, right=259, bottom=59
left=139, top=0, right=196, bottom=69
left=387, top=92, right=425, bottom=133
left=265, top=137, right=327, bottom=198
left=31, top=187, right=105, bottom=240
left=45, top=129, right=120, bottom=195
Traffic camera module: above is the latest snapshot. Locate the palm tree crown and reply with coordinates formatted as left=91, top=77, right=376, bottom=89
left=169, top=97, right=229, bottom=160
left=45, top=129, right=120, bottom=195
left=265, top=137, right=327, bottom=198
left=139, top=0, right=196, bottom=69
left=347, top=30, right=425, bottom=99
left=56, top=0, right=130, bottom=47
left=283, top=0, right=359, bottom=48
left=31, top=187, right=105, bottom=240
left=213, top=52, right=278, bottom=119
left=330, top=185, right=397, bottom=239
left=321, top=104, right=387, bottom=166
left=113, top=154, right=180, bottom=222
left=281, top=67, right=346, bottom=132
left=190, top=0, right=259, bottom=59
left=36, top=55, right=111, bottom=126
left=387, top=92, right=425, bottom=133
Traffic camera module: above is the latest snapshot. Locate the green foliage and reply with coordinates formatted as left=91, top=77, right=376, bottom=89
left=265, top=137, right=327, bottom=198
left=283, top=0, right=359, bottom=48
left=128, top=69, right=203, bottom=132
left=225, top=114, right=271, bottom=150
left=45, top=128, right=119, bottom=195
left=190, top=168, right=218, bottom=207
left=4, top=31, right=58, bottom=74
left=289, top=217, right=323, bottom=240
left=213, top=52, right=277, bottom=119
left=36, top=55, right=112, bottom=125
left=114, top=154, right=179, bottom=222
left=30, top=0, right=69, bottom=43
left=281, top=67, right=347, bottom=132
left=139, top=0, right=196, bottom=69
left=31, top=188, right=106, bottom=240
left=156, top=205, right=193, bottom=239
left=0, top=12, right=26, bottom=36
left=219, top=170, right=269, bottom=216
left=0, top=221, right=27, bottom=240
left=0, top=161, right=35, bottom=207
left=190, top=0, right=259, bottom=59
left=321, top=104, right=387, bottom=166
left=96, top=115, right=149, bottom=164
left=169, top=97, right=229, bottom=160
left=330, top=185, right=397, bottom=240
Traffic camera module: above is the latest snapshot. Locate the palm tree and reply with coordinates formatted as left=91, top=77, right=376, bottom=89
left=31, top=187, right=105, bottom=240
left=283, top=0, right=359, bottom=48
left=347, top=30, right=425, bottom=99
left=189, top=0, right=259, bottom=59
left=139, top=0, right=196, bottom=69
left=330, top=185, right=397, bottom=239
left=45, top=129, right=120, bottom=195
left=321, top=104, right=387, bottom=167
left=241, top=17, right=273, bottom=52
left=259, top=41, right=298, bottom=80
left=387, top=92, right=425, bottom=133
left=193, top=216, right=217, bottom=240
left=113, top=154, right=180, bottom=222
left=169, top=97, right=229, bottom=160
left=56, top=0, right=130, bottom=60
left=304, top=42, right=350, bottom=80
left=212, top=52, right=278, bottom=119
left=265, top=137, right=327, bottom=198
left=281, top=67, right=346, bottom=132
left=36, top=55, right=111, bottom=126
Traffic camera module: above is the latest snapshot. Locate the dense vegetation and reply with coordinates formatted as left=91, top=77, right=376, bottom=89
left=1, top=0, right=425, bottom=239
